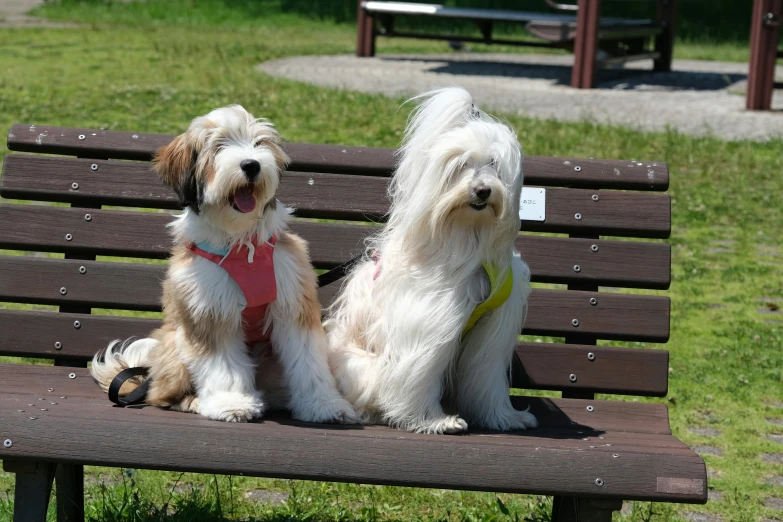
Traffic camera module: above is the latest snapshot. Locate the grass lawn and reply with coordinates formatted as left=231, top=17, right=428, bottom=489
left=1, top=1, right=782, bottom=521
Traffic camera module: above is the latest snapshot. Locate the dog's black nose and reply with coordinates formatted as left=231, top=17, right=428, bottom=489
left=240, top=159, right=261, bottom=181
left=474, top=185, right=491, bottom=201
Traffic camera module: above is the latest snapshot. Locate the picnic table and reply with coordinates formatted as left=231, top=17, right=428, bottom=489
left=356, top=0, right=677, bottom=88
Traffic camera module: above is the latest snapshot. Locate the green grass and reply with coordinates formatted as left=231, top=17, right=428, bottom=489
left=1, top=1, right=783, bottom=521
left=31, top=0, right=756, bottom=62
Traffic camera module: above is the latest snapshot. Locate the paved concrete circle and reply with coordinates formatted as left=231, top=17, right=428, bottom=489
left=260, top=53, right=783, bottom=141
left=0, top=0, right=79, bottom=28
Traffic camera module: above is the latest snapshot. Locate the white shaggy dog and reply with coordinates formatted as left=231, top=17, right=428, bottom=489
left=325, top=87, right=537, bottom=434
left=91, top=105, right=357, bottom=424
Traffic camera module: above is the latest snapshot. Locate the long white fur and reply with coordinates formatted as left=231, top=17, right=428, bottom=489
left=325, top=87, right=537, bottom=434
left=92, top=105, right=356, bottom=424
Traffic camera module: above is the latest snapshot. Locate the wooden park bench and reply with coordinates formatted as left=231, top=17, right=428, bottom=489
left=747, top=0, right=782, bottom=110
left=356, top=0, right=677, bottom=88
left=0, top=123, right=706, bottom=521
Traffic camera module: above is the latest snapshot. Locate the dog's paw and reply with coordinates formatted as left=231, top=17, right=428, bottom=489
left=199, top=391, right=265, bottom=422
left=291, top=393, right=359, bottom=424
left=481, top=409, right=538, bottom=431
left=170, top=395, right=200, bottom=414
left=507, top=409, right=538, bottom=430
left=412, top=415, right=469, bottom=435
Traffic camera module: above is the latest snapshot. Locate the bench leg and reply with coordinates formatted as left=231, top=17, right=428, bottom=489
left=3, top=460, right=55, bottom=522
left=55, top=464, right=84, bottom=522
left=653, top=0, right=677, bottom=72
left=571, top=0, right=601, bottom=88
left=356, top=0, right=376, bottom=57
left=552, top=497, right=622, bottom=522
left=747, top=0, right=782, bottom=110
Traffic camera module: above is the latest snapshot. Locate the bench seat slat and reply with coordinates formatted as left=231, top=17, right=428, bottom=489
left=0, top=257, right=669, bottom=341
left=0, top=366, right=705, bottom=502
left=6, top=125, right=669, bottom=190
left=0, top=156, right=671, bottom=238
left=0, top=310, right=668, bottom=396
left=0, top=366, right=674, bottom=434
left=0, top=205, right=671, bottom=289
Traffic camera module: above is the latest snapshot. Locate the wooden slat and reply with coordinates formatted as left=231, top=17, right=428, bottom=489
left=0, top=310, right=667, bottom=396
left=0, top=366, right=705, bottom=502
left=0, top=205, right=670, bottom=289
left=0, top=156, right=671, bottom=238
left=316, top=283, right=669, bottom=342
left=6, top=125, right=669, bottom=190
left=513, top=343, right=668, bottom=396
left=0, top=257, right=669, bottom=341
left=0, top=367, right=675, bottom=435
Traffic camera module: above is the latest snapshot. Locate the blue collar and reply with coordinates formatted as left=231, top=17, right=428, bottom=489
left=193, top=241, right=231, bottom=257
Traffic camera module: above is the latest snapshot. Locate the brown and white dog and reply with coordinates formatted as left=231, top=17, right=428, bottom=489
left=91, top=105, right=358, bottom=423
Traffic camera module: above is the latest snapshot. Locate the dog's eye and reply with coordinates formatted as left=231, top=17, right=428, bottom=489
left=253, top=138, right=265, bottom=148
left=488, top=158, right=497, bottom=168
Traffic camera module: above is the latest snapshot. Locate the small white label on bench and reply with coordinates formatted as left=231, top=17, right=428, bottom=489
left=519, top=187, right=545, bottom=221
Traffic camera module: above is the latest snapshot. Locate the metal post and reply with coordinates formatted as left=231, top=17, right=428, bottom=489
left=747, top=0, right=782, bottom=110
left=571, top=0, right=602, bottom=88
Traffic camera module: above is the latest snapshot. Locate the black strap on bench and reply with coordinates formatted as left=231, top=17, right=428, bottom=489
left=108, top=367, right=151, bottom=406
left=316, top=252, right=366, bottom=288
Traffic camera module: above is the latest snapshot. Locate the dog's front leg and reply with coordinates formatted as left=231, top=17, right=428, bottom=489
left=183, top=328, right=265, bottom=422
left=270, top=234, right=358, bottom=424
left=456, top=255, right=537, bottom=431
left=381, top=335, right=469, bottom=434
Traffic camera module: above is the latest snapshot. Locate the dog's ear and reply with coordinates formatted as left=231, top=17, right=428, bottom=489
left=153, top=133, right=203, bottom=214
left=269, top=142, right=290, bottom=179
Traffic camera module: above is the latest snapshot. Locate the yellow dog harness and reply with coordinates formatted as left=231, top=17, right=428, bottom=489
left=462, top=263, right=513, bottom=336
left=371, top=252, right=512, bottom=337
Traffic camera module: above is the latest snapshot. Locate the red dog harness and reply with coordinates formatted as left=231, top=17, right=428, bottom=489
left=188, top=236, right=277, bottom=344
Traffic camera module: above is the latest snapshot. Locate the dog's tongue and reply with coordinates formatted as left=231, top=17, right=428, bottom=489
left=232, top=186, right=256, bottom=213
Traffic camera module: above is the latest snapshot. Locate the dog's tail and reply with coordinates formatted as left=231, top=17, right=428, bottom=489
left=90, top=338, right=157, bottom=395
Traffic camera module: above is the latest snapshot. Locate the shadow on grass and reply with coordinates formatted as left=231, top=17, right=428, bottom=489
left=380, top=55, right=747, bottom=90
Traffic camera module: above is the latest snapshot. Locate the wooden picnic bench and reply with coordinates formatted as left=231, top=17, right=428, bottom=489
left=0, top=123, right=706, bottom=522
left=356, top=0, right=677, bottom=88
left=747, top=0, right=782, bottom=110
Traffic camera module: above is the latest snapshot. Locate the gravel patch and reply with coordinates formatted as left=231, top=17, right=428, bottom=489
left=244, top=489, right=289, bottom=505
left=681, top=513, right=723, bottom=522
left=694, top=445, right=724, bottom=457
left=689, top=427, right=721, bottom=437
left=764, top=497, right=783, bottom=510
left=763, top=453, right=783, bottom=464
left=765, top=475, right=783, bottom=487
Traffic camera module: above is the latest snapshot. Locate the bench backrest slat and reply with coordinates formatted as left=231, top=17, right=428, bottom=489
left=0, top=256, right=670, bottom=342
left=0, top=204, right=670, bottom=290
left=1, top=123, right=673, bottom=398
left=0, top=156, right=671, bottom=237
left=0, top=309, right=668, bottom=397
left=7, top=124, right=669, bottom=190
